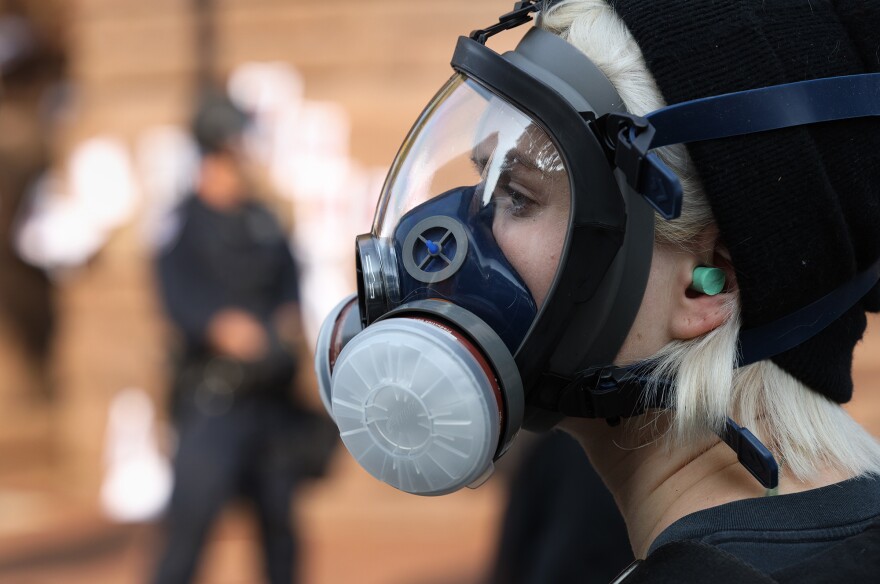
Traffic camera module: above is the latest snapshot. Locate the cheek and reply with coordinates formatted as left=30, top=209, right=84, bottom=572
left=494, top=214, right=567, bottom=308
left=527, top=225, right=565, bottom=307
left=613, top=247, right=679, bottom=364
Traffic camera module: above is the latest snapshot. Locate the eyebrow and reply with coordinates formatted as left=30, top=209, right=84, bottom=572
left=508, top=152, right=542, bottom=174
left=471, top=149, right=549, bottom=177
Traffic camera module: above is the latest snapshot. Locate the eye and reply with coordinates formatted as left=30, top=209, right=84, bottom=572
left=493, top=183, right=538, bottom=218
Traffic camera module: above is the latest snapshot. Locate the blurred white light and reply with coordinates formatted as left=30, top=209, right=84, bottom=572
left=100, top=387, right=172, bottom=523
left=136, top=125, right=199, bottom=250
left=227, top=61, right=304, bottom=117
left=228, top=61, right=306, bottom=166
left=14, top=173, right=105, bottom=271
left=69, top=137, right=139, bottom=233
left=272, top=100, right=351, bottom=200
left=14, top=136, right=139, bottom=272
left=293, top=163, right=386, bottom=341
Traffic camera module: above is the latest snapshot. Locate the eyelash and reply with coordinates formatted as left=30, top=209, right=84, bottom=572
left=471, top=160, right=538, bottom=218
left=495, top=184, right=537, bottom=218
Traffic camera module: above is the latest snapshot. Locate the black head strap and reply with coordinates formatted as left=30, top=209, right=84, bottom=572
left=738, top=255, right=880, bottom=366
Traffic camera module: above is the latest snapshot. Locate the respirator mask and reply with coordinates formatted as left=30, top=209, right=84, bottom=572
left=315, top=6, right=653, bottom=494
left=316, top=1, right=880, bottom=495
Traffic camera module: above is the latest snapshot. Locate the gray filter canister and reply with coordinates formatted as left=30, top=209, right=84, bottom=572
left=330, top=317, right=500, bottom=495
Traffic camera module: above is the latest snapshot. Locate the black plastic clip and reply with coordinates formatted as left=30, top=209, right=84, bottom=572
left=599, top=113, right=683, bottom=220
left=720, top=418, right=779, bottom=490
left=548, top=366, right=659, bottom=422
left=470, top=1, right=539, bottom=44
left=586, top=369, right=628, bottom=422
left=537, top=367, right=613, bottom=420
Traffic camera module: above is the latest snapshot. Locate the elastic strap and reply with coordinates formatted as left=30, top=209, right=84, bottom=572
left=737, top=255, right=880, bottom=366
left=602, top=73, right=880, bottom=220
left=647, top=73, right=880, bottom=149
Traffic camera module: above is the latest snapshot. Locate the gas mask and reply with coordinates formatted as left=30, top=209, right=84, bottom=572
left=316, top=14, right=648, bottom=495
left=315, top=1, right=880, bottom=495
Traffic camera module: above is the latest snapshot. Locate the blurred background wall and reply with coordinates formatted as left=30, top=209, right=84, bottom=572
left=1, top=1, right=880, bottom=583
left=0, top=1, right=521, bottom=582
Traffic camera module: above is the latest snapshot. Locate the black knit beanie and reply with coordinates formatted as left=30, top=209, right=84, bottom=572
left=603, top=0, right=880, bottom=403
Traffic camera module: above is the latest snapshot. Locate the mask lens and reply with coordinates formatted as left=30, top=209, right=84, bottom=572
left=372, top=75, right=572, bottom=350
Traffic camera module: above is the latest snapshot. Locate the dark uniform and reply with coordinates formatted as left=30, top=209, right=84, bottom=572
left=153, top=194, right=302, bottom=584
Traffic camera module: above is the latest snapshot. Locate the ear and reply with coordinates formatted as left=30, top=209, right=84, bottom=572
left=668, top=232, right=737, bottom=341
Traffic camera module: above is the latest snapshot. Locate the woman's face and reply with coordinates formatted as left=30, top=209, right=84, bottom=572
left=471, top=124, right=571, bottom=307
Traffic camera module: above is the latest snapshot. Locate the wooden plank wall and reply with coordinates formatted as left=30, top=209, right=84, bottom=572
left=6, top=0, right=515, bottom=495
left=3, top=0, right=880, bottom=501
left=0, top=1, right=879, bottom=581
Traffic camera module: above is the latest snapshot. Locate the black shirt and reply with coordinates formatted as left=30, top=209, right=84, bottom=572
left=648, top=475, right=880, bottom=573
left=158, top=195, right=300, bottom=350
left=157, top=195, right=301, bottom=400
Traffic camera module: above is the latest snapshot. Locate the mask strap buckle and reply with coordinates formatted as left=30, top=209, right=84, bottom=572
left=538, top=366, right=670, bottom=422
left=598, top=73, right=880, bottom=222
left=597, top=113, right=684, bottom=220
left=721, top=418, right=780, bottom=490
left=469, top=1, right=539, bottom=44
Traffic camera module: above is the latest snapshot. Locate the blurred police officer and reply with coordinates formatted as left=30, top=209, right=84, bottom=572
left=152, top=89, right=305, bottom=584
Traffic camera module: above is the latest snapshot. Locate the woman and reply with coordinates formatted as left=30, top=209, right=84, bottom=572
left=318, top=1, right=880, bottom=580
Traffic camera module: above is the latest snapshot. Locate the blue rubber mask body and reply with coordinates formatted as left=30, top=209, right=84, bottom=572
left=391, top=185, right=537, bottom=352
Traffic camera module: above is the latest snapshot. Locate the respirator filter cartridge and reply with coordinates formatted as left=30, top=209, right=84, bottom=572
left=330, top=317, right=502, bottom=495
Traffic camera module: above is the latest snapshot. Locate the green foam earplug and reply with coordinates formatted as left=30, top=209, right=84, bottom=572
left=691, top=266, right=726, bottom=296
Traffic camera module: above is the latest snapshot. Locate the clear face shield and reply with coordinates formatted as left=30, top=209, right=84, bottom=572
left=370, top=74, right=571, bottom=339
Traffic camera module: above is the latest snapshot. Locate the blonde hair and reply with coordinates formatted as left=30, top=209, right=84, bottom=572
left=542, top=0, right=880, bottom=480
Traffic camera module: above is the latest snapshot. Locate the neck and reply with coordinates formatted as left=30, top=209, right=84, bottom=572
left=560, top=415, right=853, bottom=558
